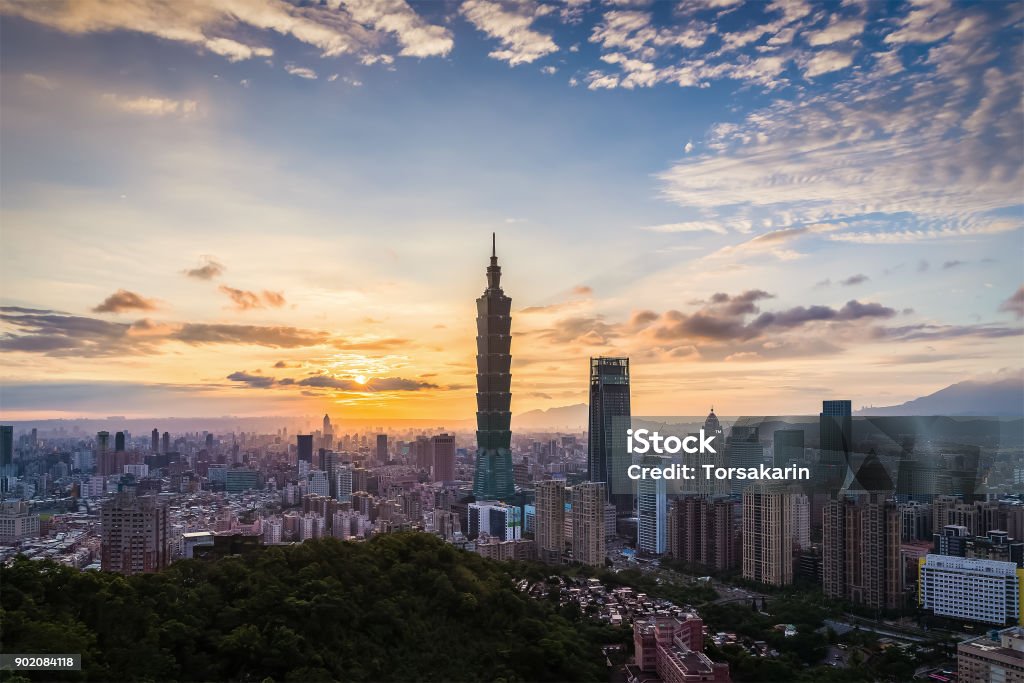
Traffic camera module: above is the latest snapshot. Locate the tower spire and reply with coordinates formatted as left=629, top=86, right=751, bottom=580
left=492, top=232, right=496, bottom=258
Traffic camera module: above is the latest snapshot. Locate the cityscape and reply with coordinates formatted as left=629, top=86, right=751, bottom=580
left=1, top=0, right=1023, bottom=682
left=1, top=240, right=1022, bottom=682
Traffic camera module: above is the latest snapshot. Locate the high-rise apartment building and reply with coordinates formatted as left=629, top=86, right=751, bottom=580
left=823, top=494, right=902, bottom=610
left=742, top=485, right=793, bottom=586
left=535, top=480, right=566, bottom=564
left=572, top=482, right=606, bottom=566
left=161, top=431, right=170, bottom=454
left=473, top=235, right=514, bottom=501
left=667, top=496, right=739, bottom=572
left=431, top=433, right=455, bottom=482
left=587, top=357, right=631, bottom=513
left=376, top=434, right=388, bottom=464
left=100, top=492, right=169, bottom=576
left=791, top=493, right=810, bottom=550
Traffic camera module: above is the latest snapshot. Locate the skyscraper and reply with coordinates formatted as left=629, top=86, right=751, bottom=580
left=473, top=234, right=514, bottom=501
left=151, top=428, right=159, bottom=453
left=161, top=431, right=170, bottom=454
left=587, top=356, right=631, bottom=514
left=323, top=414, right=333, bottom=449
left=114, top=431, right=126, bottom=452
left=727, top=425, right=763, bottom=495
left=820, top=399, right=852, bottom=487
left=297, top=435, right=313, bottom=467
left=572, top=482, right=606, bottom=566
left=535, top=480, right=566, bottom=564
left=773, top=429, right=804, bottom=468
left=0, top=425, right=13, bottom=471
left=376, top=434, right=388, bottom=464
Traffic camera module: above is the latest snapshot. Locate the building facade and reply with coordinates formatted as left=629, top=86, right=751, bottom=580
left=587, top=357, right=632, bottom=514
left=100, top=492, right=169, bottom=576
left=572, top=482, right=606, bottom=566
left=472, top=235, right=514, bottom=501
left=742, top=486, right=793, bottom=586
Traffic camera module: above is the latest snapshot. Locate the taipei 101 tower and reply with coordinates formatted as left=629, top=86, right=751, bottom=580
left=472, top=234, right=514, bottom=501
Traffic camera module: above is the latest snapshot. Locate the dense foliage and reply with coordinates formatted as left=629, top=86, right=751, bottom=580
left=0, top=533, right=627, bottom=682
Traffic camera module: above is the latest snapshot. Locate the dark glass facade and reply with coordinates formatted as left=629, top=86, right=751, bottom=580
left=587, top=356, right=631, bottom=513
left=473, top=236, right=514, bottom=501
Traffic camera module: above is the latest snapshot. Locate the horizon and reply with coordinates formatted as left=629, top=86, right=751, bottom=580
left=2, top=0, right=1022, bottom=421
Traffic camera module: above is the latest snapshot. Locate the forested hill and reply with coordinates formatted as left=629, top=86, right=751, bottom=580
left=1, top=534, right=626, bottom=682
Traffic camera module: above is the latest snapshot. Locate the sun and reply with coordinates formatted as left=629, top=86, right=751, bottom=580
left=354, top=375, right=368, bottom=385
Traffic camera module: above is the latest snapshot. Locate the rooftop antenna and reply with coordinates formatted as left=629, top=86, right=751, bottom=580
left=492, top=232, right=496, bottom=258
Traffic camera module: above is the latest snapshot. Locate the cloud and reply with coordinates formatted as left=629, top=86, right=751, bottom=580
left=22, top=72, right=57, bottom=89
left=227, top=371, right=275, bottom=388
left=572, top=285, right=593, bottom=296
left=460, top=0, right=559, bottom=66
left=285, top=64, right=318, bottom=80
left=342, top=0, right=453, bottom=58
left=92, top=289, right=159, bottom=314
left=999, top=285, right=1024, bottom=319
left=640, top=221, right=727, bottom=234
left=0, top=307, right=333, bottom=357
left=807, top=17, right=865, bottom=46
left=102, top=93, right=198, bottom=117
left=652, top=4, right=1021, bottom=249
left=801, top=50, right=855, bottom=78
left=298, top=374, right=437, bottom=391
left=261, top=290, right=286, bottom=307
left=0, top=0, right=406, bottom=64
left=184, top=256, right=225, bottom=280
left=942, top=260, right=966, bottom=270
left=172, top=323, right=317, bottom=347
left=219, top=286, right=287, bottom=310
left=840, top=274, right=869, bottom=286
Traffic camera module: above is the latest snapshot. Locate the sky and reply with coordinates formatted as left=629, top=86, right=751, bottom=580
left=0, top=0, right=1022, bottom=422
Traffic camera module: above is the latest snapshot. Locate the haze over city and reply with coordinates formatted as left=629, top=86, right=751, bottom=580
left=1, top=0, right=1022, bottom=421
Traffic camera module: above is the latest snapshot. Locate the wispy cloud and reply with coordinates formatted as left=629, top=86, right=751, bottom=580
left=102, top=93, right=198, bottom=117
left=219, top=286, right=287, bottom=311
left=184, top=256, right=225, bottom=281
left=92, top=290, right=159, bottom=314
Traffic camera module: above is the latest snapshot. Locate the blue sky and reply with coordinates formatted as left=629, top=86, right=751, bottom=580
left=0, top=0, right=1021, bottom=420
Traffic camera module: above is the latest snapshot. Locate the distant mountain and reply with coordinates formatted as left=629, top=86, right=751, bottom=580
left=858, top=374, right=1024, bottom=416
left=513, top=403, right=588, bottom=430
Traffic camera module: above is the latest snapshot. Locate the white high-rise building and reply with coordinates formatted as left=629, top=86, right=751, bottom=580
left=264, top=518, right=282, bottom=544
left=335, top=465, right=353, bottom=502
left=919, top=554, right=1023, bottom=626
left=309, top=470, right=330, bottom=498
left=637, top=457, right=667, bottom=555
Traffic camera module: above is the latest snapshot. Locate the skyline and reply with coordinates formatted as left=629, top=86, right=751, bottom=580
left=1, top=0, right=1022, bottom=421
